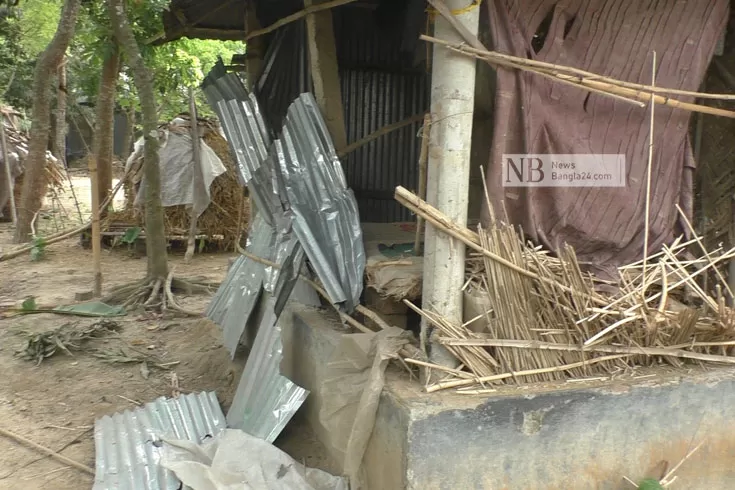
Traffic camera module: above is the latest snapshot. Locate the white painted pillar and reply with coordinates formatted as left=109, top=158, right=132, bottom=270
left=421, top=2, right=479, bottom=370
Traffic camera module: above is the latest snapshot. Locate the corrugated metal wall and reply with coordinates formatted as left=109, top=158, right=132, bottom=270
left=254, top=7, right=430, bottom=222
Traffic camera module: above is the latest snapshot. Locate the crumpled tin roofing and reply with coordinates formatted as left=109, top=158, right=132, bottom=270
left=226, top=294, right=309, bottom=443
left=201, top=58, right=365, bottom=444
left=92, top=391, right=226, bottom=490
left=205, top=213, right=275, bottom=356
left=278, top=94, right=365, bottom=312
left=202, top=63, right=311, bottom=443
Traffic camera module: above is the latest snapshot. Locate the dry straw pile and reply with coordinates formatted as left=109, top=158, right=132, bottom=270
left=106, top=118, right=249, bottom=250
left=395, top=186, right=735, bottom=394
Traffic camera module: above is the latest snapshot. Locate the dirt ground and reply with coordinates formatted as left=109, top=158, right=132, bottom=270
left=0, top=173, right=333, bottom=489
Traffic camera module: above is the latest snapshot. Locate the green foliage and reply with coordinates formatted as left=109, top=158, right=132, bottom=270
left=3, top=0, right=245, bottom=124
left=30, top=236, right=47, bottom=261
left=121, top=226, right=141, bottom=245
left=637, top=478, right=664, bottom=490
left=15, top=0, right=62, bottom=57
left=0, top=8, right=34, bottom=109
left=21, top=297, right=37, bottom=311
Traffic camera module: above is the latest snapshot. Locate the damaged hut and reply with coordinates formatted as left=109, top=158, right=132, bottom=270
left=90, top=0, right=735, bottom=488
left=107, top=115, right=249, bottom=250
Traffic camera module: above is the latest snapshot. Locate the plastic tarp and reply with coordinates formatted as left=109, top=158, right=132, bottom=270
left=128, top=129, right=226, bottom=217
left=316, top=327, right=411, bottom=489
left=160, top=429, right=348, bottom=490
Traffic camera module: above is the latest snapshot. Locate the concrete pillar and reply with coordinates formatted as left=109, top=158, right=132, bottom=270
left=303, top=0, right=348, bottom=150
left=421, top=2, right=479, bottom=371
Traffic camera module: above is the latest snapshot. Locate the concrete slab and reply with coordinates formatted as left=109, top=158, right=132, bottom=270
left=282, top=305, right=735, bottom=489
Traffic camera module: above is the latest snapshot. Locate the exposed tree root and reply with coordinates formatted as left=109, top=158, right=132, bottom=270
left=102, top=272, right=216, bottom=316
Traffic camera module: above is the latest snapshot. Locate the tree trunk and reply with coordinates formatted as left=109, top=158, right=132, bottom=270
left=108, top=0, right=168, bottom=281
left=13, top=0, right=81, bottom=243
left=121, top=106, right=135, bottom=164
left=93, top=43, right=120, bottom=214
left=54, top=59, right=68, bottom=164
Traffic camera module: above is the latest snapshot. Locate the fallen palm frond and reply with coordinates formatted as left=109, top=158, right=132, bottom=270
left=17, top=320, right=121, bottom=365
left=395, top=186, right=735, bottom=393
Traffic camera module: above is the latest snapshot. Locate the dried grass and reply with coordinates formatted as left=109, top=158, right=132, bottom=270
left=105, top=120, right=249, bottom=250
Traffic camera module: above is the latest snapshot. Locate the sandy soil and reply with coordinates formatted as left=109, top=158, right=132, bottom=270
left=0, top=174, right=332, bottom=489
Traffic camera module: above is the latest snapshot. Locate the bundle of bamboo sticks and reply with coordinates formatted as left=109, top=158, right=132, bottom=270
left=395, top=186, right=735, bottom=393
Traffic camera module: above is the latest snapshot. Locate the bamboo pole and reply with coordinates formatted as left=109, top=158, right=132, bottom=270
left=0, top=113, right=17, bottom=224
left=413, top=114, right=431, bottom=256
left=394, top=186, right=608, bottom=306
left=424, top=354, right=629, bottom=393
left=440, top=338, right=735, bottom=365
left=422, top=34, right=735, bottom=118
left=88, top=154, right=102, bottom=297
left=420, top=30, right=735, bottom=102
left=0, top=427, right=94, bottom=476
left=337, top=113, right=425, bottom=158
left=642, top=52, right=657, bottom=286
left=244, top=0, right=359, bottom=41
left=185, top=87, right=204, bottom=263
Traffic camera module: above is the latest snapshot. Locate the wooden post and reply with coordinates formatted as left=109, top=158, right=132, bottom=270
left=1, top=114, right=17, bottom=225
left=245, top=1, right=264, bottom=90
left=303, top=0, right=348, bottom=150
left=185, top=87, right=205, bottom=263
left=88, top=153, right=102, bottom=296
left=414, top=114, right=431, bottom=256
left=243, top=1, right=264, bottom=224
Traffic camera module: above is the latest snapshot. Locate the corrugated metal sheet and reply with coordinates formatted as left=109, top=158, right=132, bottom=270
left=226, top=294, right=309, bottom=442
left=279, top=94, right=365, bottom=311
left=341, top=69, right=428, bottom=222
left=252, top=9, right=430, bottom=222
left=256, top=20, right=312, bottom=131
left=93, top=391, right=226, bottom=490
left=202, top=64, right=311, bottom=442
left=205, top=214, right=275, bottom=355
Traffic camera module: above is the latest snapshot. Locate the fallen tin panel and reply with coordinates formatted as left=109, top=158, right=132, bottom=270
left=202, top=64, right=365, bottom=445
left=279, top=93, right=365, bottom=312
left=92, top=391, right=226, bottom=490
left=205, top=214, right=275, bottom=356
left=226, top=294, right=309, bottom=443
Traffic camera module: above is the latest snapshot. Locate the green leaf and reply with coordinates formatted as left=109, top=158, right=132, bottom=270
left=121, top=226, right=142, bottom=244
left=21, top=297, right=37, bottom=311
left=30, top=247, right=42, bottom=261
left=637, top=478, right=665, bottom=490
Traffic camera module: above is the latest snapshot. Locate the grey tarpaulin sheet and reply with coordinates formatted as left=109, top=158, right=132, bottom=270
left=161, top=429, right=348, bottom=490
left=483, top=0, right=729, bottom=283
left=127, top=124, right=226, bottom=217
left=92, top=391, right=226, bottom=490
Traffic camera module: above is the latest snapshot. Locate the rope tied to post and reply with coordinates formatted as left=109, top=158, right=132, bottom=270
left=426, top=0, right=483, bottom=20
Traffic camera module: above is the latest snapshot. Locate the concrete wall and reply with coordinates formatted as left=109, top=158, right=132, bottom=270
left=283, top=307, right=735, bottom=489
left=401, top=371, right=735, bottom=489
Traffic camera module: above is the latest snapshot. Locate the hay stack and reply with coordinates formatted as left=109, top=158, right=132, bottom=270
left=106, top=118, right=250, bottom=250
